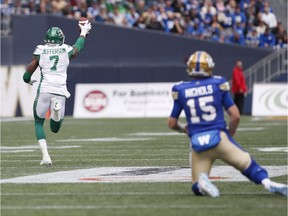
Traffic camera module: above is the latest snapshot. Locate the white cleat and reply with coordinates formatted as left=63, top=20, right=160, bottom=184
left=269, top=182, right=288, bottom=197
left=51, top=97, right=61, bottom=111
left=51, top=98, right=62, bottom=121
left=40, top=155, right=52, bottom=166
left=198, top=173, right=220, bottom=198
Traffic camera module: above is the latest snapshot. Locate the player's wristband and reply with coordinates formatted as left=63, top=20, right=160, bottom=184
left=23, top=71, right=32, bottom=83
left=74, top=37, right=85, bottom=52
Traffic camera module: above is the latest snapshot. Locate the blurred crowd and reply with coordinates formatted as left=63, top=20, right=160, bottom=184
left=1, top=0, right=287, bottom=49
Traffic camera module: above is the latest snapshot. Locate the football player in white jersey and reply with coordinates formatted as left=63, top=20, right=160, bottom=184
left=23, top=21, right=91, bottom=165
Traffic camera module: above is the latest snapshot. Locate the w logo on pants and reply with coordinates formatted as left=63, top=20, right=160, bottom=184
left=191, top=130, right=220, bottom=152
left=197, top=135, right=211, bottom=146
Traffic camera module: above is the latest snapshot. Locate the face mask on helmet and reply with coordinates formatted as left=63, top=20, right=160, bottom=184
left=186, top=51, right=215, bottom=77
left=44, top=27, right=65, bottom=45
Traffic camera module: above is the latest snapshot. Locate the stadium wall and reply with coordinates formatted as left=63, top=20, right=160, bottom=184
left=1, top=15, right=273, bottom=116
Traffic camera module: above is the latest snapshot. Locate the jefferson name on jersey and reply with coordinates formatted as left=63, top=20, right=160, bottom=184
left=42, top=48, right=67, bottom=55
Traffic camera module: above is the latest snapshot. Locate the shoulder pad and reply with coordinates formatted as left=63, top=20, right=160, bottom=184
left=171, top=91, right=179, bottom=100
left=171, top=81, right=183, bottom=100
left=172, top=81, right=183, bottom=92
left=174, top=81, right=184, bottom=86
left=33, top=45, right=43, bottom=55
left=63, top=44, right=73, bottom=52
left=213, top=75, right=223, bottom=79
left=219, top=81, right=230, bottom=91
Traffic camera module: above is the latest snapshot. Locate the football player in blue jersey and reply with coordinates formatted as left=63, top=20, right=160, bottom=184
left=168, top=51, right=288, bottom=197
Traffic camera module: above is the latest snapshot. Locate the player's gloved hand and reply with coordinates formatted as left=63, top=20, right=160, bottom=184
left=79, top=22, right=91, bottom=37
left=29, top=79, right=37, bottom=86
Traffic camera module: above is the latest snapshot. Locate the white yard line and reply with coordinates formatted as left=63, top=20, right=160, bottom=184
left=129, top=132, right=182, bottom=136
left=1, top=149, right=187, bottom=153
left=2, top=153, right=186, bottom=157
left=1, top=158, right=188, bottom=162
left=0, top=145, right=80, bottom=150
left=128, top=128, right=265, bottom=137
left=236, top=127, right=265, bottom=131
left=57, top=138, right=153, bottom=142
left=2, top=204, right=285, bottom=210
left=253, top=147, right=288, bottom=152
left=1, top=192, right=269, bottom=196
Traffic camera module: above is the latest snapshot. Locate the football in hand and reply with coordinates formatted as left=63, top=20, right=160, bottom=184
left=78, top=17, right=88, bottom=26
left=78, top=17, right=90, bottom=35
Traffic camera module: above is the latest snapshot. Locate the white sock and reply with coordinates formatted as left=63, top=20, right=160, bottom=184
left=262, top=178, right=287, bottom=191
left=262, top=178, right=272, bottom=190
left=38, top=139, right=49, bottom=157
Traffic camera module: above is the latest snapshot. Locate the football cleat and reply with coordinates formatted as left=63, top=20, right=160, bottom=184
left=51, top=97, right=61, bottom=111
left=198, top=173, right=220, bottom=198
left=40, top=155, right=52, bottom=166
left=269, top=182, right=288, bottom=197
left=186, top=51, right=215, bottom=77
left=51, top=98, right=61, bottom=122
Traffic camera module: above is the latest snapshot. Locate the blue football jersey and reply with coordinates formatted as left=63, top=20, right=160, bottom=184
left=170, top=76, right=234, bottom=136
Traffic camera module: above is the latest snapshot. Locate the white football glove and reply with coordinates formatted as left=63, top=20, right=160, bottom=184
left=79, top=21, right=91, bottom=37
left=29, top=79, right=37, bottom=86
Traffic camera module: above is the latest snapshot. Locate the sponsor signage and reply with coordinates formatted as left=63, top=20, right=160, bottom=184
left=0, top=66, right=179, bottom=118
left=1, top=65, right=39, bottom=117
left=252, top=83, right=288, bottom=116
left=73, top=83, right=176, bottom=118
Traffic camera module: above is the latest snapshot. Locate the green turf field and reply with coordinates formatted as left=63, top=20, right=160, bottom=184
left=1, top=116, right=287, bottom=216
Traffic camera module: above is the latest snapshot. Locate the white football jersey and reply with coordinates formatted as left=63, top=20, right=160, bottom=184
left=33, top=44, right=74, bottom=98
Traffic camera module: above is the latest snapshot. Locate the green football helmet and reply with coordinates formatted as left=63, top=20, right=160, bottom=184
left=44, top=27, right=65, bottom=45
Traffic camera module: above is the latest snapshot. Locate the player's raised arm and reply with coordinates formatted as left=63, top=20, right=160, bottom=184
left=71, top=18, right=92, bottom=59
